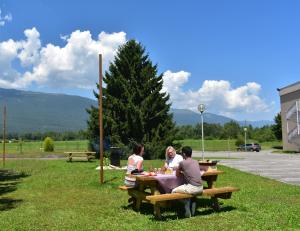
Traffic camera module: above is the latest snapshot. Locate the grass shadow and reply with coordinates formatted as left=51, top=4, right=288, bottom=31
left=0, top=169, right=30, bottom=211
left=122, top=197, right=237, bottom=221
left=0, top=198, right=23, bottom=211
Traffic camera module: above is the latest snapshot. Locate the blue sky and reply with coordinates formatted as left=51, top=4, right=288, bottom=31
left=0, top=0, right=300, bottom=121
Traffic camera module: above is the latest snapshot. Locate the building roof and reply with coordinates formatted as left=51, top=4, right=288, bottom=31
left=278, top=81, right=300, bottom=96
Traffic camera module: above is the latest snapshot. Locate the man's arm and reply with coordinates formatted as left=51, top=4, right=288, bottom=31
left=176, top=162, right=183, bottom=177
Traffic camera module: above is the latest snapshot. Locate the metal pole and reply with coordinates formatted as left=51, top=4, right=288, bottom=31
left=201, top=112, right=204, bottom=160
left=244, top=130, right=247, bottom=152
left=296, top=101, right=299, bottom=134
left=3, top=106, right=6, bottom=167
left=99, top=54, right=104, bottom=184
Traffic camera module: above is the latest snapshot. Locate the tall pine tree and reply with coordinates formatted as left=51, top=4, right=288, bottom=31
left=87, top=40, right=175, bottom=159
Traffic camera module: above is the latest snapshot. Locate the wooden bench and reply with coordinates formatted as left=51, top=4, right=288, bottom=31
left=145, top=186, right=240, bottom=218
left=119, top=185, right=151, bottom=210
left=64, top=151, right=96, bottom=162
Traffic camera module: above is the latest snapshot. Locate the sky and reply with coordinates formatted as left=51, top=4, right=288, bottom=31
left=0, top=0, right=300, bottom=121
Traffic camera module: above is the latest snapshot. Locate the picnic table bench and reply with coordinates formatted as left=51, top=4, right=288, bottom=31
left=119, top=169, right=239, bottom=218
left=64, top=151, right=96, bottom=162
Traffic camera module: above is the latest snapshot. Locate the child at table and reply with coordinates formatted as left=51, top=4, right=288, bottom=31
left=172, top=146, right=203, bottom=217
left=124, top=143, right=144, bottom=187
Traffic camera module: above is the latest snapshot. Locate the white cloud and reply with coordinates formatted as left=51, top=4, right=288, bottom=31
left=0, top=9, right=12, bottom=27
left=0, top=28, right=127, bottom=89
left=162, top=70, right=272, bottom=119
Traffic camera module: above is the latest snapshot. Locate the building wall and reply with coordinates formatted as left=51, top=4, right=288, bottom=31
left=280, top=88, right=300, bottom=151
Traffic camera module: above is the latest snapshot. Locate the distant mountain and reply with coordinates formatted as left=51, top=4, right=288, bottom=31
left=0, top=88, right=273, bottom=133
left=170, top=108, right=273, bottom=128
left=0, top=88, right=97, bottom=133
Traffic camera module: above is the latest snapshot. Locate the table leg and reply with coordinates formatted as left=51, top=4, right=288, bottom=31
left=211, top=197, right=220, bottom=211
left=69, top=153, right=72, bottom=162
left=154, top=203, right=161, bottom=219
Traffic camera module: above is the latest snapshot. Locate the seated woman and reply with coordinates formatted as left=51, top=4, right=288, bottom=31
left=163, top=146, right=183, bottom=170
left=124, top=143, right=144, bottom=187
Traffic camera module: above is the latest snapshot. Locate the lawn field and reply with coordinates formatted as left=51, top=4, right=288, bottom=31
left=0, top=159, right=299, bottom=230
left=1, top=139, right=283, bottom=158
left=175, top=139, right=282, bottom=151
left=1, top=140, right=89, bottom=157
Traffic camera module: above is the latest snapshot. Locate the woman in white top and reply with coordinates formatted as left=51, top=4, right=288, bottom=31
left=124, top=144, right=144, bottom=187
left=163, top=146, right=183, bottom=170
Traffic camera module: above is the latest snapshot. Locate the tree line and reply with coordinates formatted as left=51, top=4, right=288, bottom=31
left=4, top=130, right=86, bottom=141
left=175, top=113, right=282, bottom=143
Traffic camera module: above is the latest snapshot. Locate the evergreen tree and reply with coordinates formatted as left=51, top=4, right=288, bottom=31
left=272, top=112, right=282, bottom=140
left=87, top=40, right=175, bottom=159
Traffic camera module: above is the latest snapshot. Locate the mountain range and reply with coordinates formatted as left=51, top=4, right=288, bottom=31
left=0, top=88, right=273, bottom=133
left=170, top=109, right=273, bottom=127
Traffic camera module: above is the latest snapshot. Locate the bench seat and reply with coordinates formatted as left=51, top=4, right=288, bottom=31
left=146, top=186, right=240, bottom=202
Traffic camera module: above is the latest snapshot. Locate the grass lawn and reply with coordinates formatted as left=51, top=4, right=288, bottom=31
left=1, top=159, right=300, bottom=230
left=176, top=139, right=283, bottom=151
left=2, top=140, right=89, bottom=157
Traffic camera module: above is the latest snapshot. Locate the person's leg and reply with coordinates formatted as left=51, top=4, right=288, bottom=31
left=172, top=184, right=192, bottom=218
left=184, top=184, right=203, bottom=216
left=183, top=199, right=191, bottom=218
left=190, top=197, right=197, bottom=216
left=172, top=184, right=190, bottom=194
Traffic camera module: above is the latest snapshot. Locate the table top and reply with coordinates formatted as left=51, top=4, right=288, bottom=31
left=64, top=151, right=96, bottom=154
left=199, top=161, right=219, bottom=166
left=131, top=170, right=224, bottom=182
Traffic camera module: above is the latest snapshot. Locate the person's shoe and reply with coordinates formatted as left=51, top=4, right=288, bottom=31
left=183, top=199, right=191, bottom=218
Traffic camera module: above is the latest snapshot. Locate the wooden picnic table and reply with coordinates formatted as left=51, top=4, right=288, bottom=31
left=64, top=151, right=96, bottom=162
left=125, top=170, right=224, bottom=211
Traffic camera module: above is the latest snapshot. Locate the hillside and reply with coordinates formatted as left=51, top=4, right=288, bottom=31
left=0, top=88, right=273, bottom=133
left=0, top=88, right=97, bottom=133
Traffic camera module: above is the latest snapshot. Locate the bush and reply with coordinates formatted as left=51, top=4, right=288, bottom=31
left=235, top=135, right=244, bottom=147
left=43, top=137, right=54, bottom=152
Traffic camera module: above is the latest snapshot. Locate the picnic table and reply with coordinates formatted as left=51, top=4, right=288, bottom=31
left=120, top=169, right=239, bottom=218
left=64, top=151, right=96, bottom=162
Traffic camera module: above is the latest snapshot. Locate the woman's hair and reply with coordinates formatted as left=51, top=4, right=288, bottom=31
left=165, top=146, right=176, bottom=159
left=133, top=143, right=144, bottom=155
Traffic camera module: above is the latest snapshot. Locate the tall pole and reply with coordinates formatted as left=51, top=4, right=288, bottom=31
left=198, top=104, right=205, bottom=161
left=99, top=54, right=104, bottom=184
left=3, top=106, right=6, bottom=167
left=201, top=112, right=204, bottom=161
left=244, top=127, right=247, bottom=152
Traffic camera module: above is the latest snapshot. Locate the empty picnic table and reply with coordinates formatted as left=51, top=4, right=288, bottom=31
left=64, top=151, right=96, bottom=162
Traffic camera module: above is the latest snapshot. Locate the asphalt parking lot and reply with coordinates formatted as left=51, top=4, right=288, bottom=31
left=193, top=150, right=300, bottom=186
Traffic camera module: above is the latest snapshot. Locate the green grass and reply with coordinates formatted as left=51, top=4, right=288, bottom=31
left=175, top=139, right=283, bottom=151
left=1, top=140, right=89, bottom=157
left=0, top=159, right=300, bottom=230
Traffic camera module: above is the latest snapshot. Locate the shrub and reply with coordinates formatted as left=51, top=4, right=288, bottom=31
left=43, top=137, right=54, bottom=152
left=235, top=135, right=244, bottom=147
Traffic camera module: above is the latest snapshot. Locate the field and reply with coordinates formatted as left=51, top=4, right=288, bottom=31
left=0, top=159, right=299, bottom=231
left=0, top=139, right=283, bottom=158
left=1, top=140, right=89, bottom=157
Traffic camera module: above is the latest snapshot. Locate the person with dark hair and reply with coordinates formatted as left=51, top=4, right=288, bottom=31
left=124, top=143, right=144, bottom=187
left=172, top=146, right=203, bottom=217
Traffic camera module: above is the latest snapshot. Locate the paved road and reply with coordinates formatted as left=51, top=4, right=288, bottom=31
left=193, top=150, right=300, bottom=186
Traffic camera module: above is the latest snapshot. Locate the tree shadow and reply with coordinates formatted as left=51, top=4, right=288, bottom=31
left=0, top=169, right=29, bottom=211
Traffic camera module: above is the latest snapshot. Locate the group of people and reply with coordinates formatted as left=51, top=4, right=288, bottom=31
left=124, top=144, right=203, bottom=217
